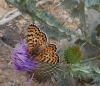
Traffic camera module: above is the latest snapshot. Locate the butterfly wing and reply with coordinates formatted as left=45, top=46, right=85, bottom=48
left=34, top=44, right=59, bottom=64
left=27, top=24, right=47, bottom=53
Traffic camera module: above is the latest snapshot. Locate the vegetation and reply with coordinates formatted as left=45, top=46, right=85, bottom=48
left=5, top=0, right=100, bottom=86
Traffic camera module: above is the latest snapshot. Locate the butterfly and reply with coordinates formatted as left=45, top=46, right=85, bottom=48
left=27, top=24, right=59, bottom=64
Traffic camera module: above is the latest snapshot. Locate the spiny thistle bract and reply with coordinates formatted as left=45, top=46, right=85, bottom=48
left=12, top=41, right=58, bottom=83
left=28, top=62, right=58, bottom=83
left=64, top=46, right=82, bottom=64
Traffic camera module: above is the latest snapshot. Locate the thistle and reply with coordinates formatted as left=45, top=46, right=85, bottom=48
left=64, top=46, right=82, bottom=64
left=12, top=41, right=58, bottom=83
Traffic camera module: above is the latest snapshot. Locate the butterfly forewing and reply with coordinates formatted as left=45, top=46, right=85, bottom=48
left=28, top=25, right=47, bottom=53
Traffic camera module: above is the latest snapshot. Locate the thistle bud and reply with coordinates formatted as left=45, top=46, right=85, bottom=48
left=64, top=46, right=81, bottom=64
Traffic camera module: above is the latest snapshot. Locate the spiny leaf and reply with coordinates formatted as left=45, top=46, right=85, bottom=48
left=6, top=0, right=75, bottom=41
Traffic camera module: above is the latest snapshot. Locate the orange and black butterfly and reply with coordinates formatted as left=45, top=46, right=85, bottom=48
left=27, top=24, right=59, bottom=64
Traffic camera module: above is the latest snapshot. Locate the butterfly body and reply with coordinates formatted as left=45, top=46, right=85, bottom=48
left=27, top=24, right=59, bottom=64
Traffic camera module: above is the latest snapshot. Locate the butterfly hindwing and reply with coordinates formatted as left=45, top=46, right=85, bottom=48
left=34, top=44, right=59, bottom=64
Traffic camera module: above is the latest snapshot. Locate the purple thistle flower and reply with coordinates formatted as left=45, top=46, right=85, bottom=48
left=12, top=41, right=39, bottom=73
